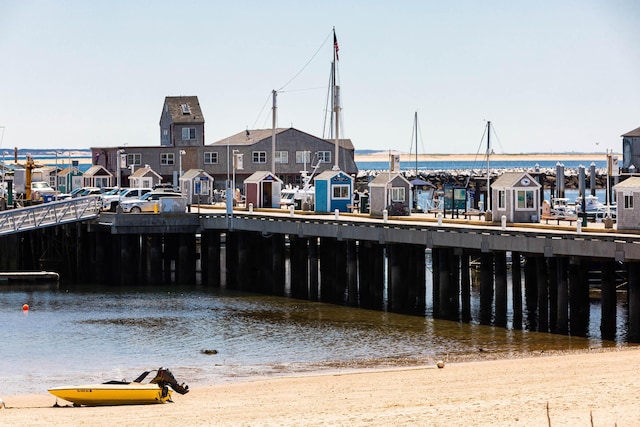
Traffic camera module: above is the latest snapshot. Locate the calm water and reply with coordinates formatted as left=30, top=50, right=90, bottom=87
left=357, top=159, right=606, bottom=171
left=1, top=269, right=628, bottom=397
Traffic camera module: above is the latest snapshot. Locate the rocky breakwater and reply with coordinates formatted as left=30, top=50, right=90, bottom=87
left=355, top=167, right=609, bottom=190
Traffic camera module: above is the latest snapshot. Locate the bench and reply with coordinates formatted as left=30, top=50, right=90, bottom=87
left=428, top=209, right=443, bottom=217
left=541, top=214, right=576, bottom=225
left=347, top=204, right=359, bottom=213
left=463, top=211, right=485, bottom=220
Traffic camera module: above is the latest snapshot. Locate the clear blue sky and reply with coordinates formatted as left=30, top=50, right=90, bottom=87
left=1, top=0, right=639, bottom=155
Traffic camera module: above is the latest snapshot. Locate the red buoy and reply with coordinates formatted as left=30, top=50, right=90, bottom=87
left=22, top=304, right=29, bottom=311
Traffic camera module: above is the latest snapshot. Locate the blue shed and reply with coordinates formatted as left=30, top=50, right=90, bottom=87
left=314, top=169, right=354, bottom=213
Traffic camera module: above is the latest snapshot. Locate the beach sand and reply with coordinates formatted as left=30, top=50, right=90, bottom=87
left=2, top=347, right=639, bottom=426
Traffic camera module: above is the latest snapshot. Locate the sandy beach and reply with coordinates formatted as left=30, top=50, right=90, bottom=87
left=2, top=347, right=639, bottom=426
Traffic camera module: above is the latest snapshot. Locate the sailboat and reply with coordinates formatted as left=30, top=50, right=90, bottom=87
left=408, top=112, right=436, bottom=212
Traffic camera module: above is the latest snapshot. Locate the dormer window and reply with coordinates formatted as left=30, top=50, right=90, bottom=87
left=180, top=104, right=191, bottom=115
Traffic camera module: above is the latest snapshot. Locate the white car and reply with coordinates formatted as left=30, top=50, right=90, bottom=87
left=119, top=191, right=185, bottom=213
left=101, top=187, right=152, bottom=212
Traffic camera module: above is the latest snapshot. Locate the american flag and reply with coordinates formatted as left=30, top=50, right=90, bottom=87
left=334, top=33, right=339, bottom=61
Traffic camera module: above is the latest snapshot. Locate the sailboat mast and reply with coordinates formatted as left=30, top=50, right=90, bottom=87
left=414, top=111, right=418, bottom=177
left=332, top=28, right=340, bottom=171
left=486, top=120, right=491, bottom=210
left=271, top=90, right=277, bottom=174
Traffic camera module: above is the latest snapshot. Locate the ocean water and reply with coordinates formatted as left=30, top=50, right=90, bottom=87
left=356, top=159, right=606, bottom=172
left=0, top=268, right=627, bottom=397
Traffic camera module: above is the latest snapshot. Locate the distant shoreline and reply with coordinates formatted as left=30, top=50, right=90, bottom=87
left=355, top=152, right=617, bottom=163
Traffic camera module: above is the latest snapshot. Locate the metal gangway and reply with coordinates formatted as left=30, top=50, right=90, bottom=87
left=0, top=196, right=101, bottom=236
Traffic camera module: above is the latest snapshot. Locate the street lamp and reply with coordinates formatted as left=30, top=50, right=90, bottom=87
left=179, top=150, right=186, bottom=177
left=1, top=151, right=6, bottom=195
left=116, top=149, right=125, bottom=189
left=54, top=151, right=62, bottom=191
left=232, top=150, right=239, bottom=205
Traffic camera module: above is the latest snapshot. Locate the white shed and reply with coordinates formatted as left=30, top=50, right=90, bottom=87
left=491, top=172, right=541, bottom=223
left=128, top=165, right=162, bottom=189
left=613, top=176, right=640, bottom=229
left=179, top=169, right=214, bottom=204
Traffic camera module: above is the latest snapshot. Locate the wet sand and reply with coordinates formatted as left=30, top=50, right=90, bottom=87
left=2, top=347, right=639, bottom=426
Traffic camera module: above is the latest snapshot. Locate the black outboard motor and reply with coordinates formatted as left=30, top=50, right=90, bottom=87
left=151, top=367, right=190, bottom=395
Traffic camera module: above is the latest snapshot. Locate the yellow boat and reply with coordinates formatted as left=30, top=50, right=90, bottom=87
left=48, top=368, right=189, bottom=406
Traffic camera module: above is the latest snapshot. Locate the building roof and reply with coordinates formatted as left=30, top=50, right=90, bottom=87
left=180, top=169, right=213, bottom=180
left=209, top=127, right=354, bottom=150
left=369, top=172, right=410, bottom=186
left=613, top=176, right=640, bottom=189
left=163, top=96, right=204, bottom=124
left=244, top=170, right=282, bottom=183
left=622, top=126, right=640, bottom=138
left=84, top=165, right=112, bottom=177
left=315, top=169, right=352, bottom=181
left=130, top=166, right=162, bottom=179
left=491, top=171, right=540, bottom=189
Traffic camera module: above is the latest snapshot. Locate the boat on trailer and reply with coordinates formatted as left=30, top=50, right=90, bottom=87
left=48, top=367, right=189, bottom=406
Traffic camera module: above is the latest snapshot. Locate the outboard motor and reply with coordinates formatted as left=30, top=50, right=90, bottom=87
left=151, top=367, right=190, bottom=395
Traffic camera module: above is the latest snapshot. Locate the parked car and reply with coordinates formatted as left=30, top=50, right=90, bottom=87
left=101, top=187, right=152, bottom=212
left=119, top=191, right=185, bottom=213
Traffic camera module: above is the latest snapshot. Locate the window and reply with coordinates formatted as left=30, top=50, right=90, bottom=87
left=162, top=129, right=169, bottom=143
left=296, top=151, right=311, bottom=164
left=624, top=194, right=634, bottom=209
left=95, top=177, right=110, bottom=188
left=253, top=151, right=267, bottom=164
left=516, top=190, right=534, bottom=209
left=498, top=190, right=506, bottom=209
left=127, top=153, right=141, bottom=166
left=161, top=153, right=175, bottom=165
left=317, top=151, right=331, bottom=163
left=182, top=127, right=196, bottom=140
left=332, top=184, right=350, bottom=199
left=275, top=151, right=288, bottom=164
left=391, top=187, right=405, bottom=202
left=180, top=104, right=191, bottom=114
left=204, top=152, right=218, bottom=164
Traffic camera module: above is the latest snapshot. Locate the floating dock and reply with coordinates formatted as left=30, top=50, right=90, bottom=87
left=0, top=271, right=60, bottom=282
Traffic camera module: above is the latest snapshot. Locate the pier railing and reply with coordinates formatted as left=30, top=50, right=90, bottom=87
left=0, top=196, right=100, bottom=236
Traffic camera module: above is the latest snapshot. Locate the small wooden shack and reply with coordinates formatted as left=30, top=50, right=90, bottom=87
left=179, top=169, right=214, bottom=205
left=490, top=171, right=541, bottom=223
left=83, top=165, right=113, bottom=188
left=128, top=165, right=162, bottom=189
left=613, top=177, right=640, bottom=229
left=368, top=172, right=412, bottom=216
left=244, top=171, right=282, bottom=208
left=314, top=169, right=354, bottom=213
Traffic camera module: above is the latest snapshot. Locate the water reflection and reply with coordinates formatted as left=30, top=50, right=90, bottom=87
left=0, top=282, right=627, bottom=396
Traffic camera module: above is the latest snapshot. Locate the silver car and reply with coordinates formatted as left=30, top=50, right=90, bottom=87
left=119, top=191, right=184, bottom=213
left=101, top=187, right=152, bottom=212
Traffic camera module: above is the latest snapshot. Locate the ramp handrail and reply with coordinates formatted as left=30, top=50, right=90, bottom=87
left=0, top=196, right=101, bottom=236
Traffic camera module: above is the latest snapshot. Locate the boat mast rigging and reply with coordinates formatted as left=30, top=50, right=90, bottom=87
left=332, top=27, right=341, bottom=171
left=486, top=120, right=491, bottom=209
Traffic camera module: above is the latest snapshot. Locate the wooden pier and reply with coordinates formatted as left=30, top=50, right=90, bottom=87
left=1, top=208, right=639, bottom=342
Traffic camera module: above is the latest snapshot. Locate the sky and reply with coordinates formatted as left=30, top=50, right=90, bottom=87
left=1, top=0, right=639, bottom=155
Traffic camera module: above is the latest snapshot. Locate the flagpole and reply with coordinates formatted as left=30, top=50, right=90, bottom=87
left=332, top=27, right=340, bottom=171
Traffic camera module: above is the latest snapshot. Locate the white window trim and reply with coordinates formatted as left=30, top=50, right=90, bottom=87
left=515, top=189, right=535, bottom=210
left=161, top=152, right=175, bottom=166
left=275, top=151, right=288, bottom=164
left=253, top=151, right=267, bottom=164
left=332, top=184, right=350, bottom=199
left=204, top=151, right=218, bottom=164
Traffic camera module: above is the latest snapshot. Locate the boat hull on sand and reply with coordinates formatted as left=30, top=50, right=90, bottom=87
left=48, top=383, right=172, bottom=406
